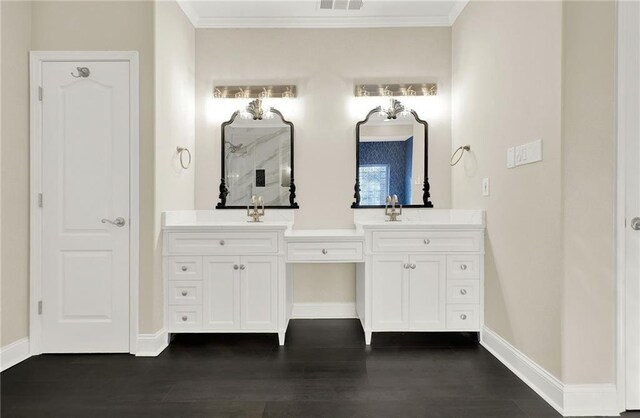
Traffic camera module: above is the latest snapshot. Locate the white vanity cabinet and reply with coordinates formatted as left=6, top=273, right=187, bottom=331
left=163, top=212, right=291, bottom=345
left=356, top=214, right=485, bottom=345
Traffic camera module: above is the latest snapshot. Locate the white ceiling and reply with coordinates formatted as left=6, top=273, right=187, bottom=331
left=177, top=0, right=469, bottom=29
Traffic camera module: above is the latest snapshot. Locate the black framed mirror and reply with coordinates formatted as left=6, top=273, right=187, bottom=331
left=352, top=99, right=433, bottom=208
left=217, top=99, right=299, bottom=209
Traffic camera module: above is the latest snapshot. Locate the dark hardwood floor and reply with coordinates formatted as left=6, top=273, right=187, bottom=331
left=1, top=319, right=638, bottom=417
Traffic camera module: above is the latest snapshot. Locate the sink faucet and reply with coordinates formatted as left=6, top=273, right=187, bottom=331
left=385, top=195, right=402, bottom=222
left=247, top=195, right=265, bottom=222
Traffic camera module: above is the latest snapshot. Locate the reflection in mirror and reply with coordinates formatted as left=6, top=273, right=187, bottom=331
left=352, top=101, right=432, bottom=208
left=217, top=103, right=298, bottom=208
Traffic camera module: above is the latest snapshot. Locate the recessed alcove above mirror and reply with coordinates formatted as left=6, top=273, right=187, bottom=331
left=217, top=99, right=299, bottom=209
left=352, top=99, right=433, bottom=208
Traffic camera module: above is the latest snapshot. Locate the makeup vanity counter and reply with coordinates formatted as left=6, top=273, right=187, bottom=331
left=162, top=209, right=485, bottom=346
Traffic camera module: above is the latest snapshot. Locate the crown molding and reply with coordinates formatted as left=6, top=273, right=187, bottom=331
left=448, top=0, right=470, bottom=25
left=176, top=0, right=200, bottom=27
left=192, top=15, right=452, bottom=29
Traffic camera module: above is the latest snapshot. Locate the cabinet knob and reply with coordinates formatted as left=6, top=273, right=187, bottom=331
left=424, top=239, right=431, bottom=245
left=181, top=266, right=188, bottom=272
left=403, top=263, right=410, bottom=269
left=240, top=264, right=246, bottom=270
left=322, top=249, right=328, bottom=255
left=460, top=289, right=467, bottom=295
left=219, top=240, right=225, bottom=246
left=410, top=264, right=417, bottom=269
left=181, top=290, right=188, bottom=296
left=460, top=314, right=467, bottom=320
left=181, top=315, right=188, bottom=322
left=233, top=264, right=239, bottom=270
left=460, top=264, right=468, bottom=270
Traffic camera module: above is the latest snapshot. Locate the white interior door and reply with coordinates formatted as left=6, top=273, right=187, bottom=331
left=41, top=61, right=130, bottom=353
left=623, top=1, right=640, bottom=409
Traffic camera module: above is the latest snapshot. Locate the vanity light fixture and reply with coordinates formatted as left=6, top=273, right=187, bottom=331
left=213, top=85, right=297, bottom=99
left=354, top=83, right=438, bottom=98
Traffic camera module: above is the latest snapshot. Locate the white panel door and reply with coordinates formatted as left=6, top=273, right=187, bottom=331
left=41, top=61, right=130, bottom=353
left=408, top=255, right=446, bottom=330
left=371, top=255, right=409, bottom=330
left=240, top=256, right=277, bottom=330
left=203, top=256, right=240, bottom=330
left=624, top=0, right=640, bottom=409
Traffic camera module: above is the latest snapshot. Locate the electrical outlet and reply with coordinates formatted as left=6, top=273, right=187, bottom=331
left=507, top=147, right=515, bottom=168
left=482, top=178, right=490, bottom=196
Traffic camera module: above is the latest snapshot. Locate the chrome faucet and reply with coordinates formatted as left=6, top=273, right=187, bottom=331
left=385, top=195, right=402, bottom=222
left=247, top=195, right=265, bottom=222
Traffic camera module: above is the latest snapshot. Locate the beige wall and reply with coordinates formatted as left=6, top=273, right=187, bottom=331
left=561, top=0, right=616, bottom=384
left=195, top=28, right=452, bottom=303
left=452, top=1, right=564, bottom=377
left=154, top=0, right=195, bottom=331
left=1, top=0, right=32, bottom=346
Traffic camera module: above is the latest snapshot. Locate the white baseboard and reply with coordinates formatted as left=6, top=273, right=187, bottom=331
left=291, top=302, right=357, bottom=319
left=564, top=384, right=620, bottom=417
left=481, top=326, right=565, bottom=414
left=1, top=337, right=31, bottom=372
left=135, top=328, right=169, bottom=357
left=481, top=326, right=621, bottom=417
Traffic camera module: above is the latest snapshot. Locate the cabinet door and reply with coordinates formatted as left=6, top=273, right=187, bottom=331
left=240, top=256, right=278, bottom=331
left=372, top=255, right=409, bottom=330
left=203, top=256, right=240, bottom=330
left=408, top=255, right=446, bottom=330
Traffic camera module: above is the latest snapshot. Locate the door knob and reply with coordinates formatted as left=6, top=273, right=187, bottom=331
left=101, top=217, right=126, bottom=227
left=632, top=217, right=640, bottom=231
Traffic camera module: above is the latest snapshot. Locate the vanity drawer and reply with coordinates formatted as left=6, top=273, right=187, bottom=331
left=168, top=281, right=203, bottom=305
left=447, top=255, right=481, bottom=280
left=168, top=305, right=202, bottom=331
left=446, top=280, right=480, bottom=304
left=371, top=231, right=482, bottom=253
left=168, top=256, right=202, bottom=281
left=446, top=304, right=480, bottom=330
left=287, top=241, right=363, bottom=262
left=167, top=232, right=279, bottom=255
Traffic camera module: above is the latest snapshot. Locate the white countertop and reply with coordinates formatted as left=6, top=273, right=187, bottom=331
left=162, top=210, right=294, bottom=231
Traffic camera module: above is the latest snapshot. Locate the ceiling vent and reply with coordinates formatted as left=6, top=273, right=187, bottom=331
left=320, top=0, right=363, bottom=10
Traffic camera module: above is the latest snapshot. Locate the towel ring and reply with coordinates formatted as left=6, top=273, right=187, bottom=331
left=177, top=146, right=192, bottom=169
left=450, top=145, right=471, bottom=166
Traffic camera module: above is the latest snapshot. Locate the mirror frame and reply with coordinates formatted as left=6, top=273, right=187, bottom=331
left=351, top=104, right=433, bottom=208
left=216, top=106, right=299, bottom=209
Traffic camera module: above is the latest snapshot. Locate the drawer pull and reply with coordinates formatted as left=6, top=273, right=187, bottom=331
left=322, top=249, right=328, bottom=255
left=460, top=264, right=468, bottom=270
left=233, top=264, right=239, bottom=270
left=219, top=240, right=225, bottom=246
left=181, top=315, right=188, bottom=322
left=460, top=314, right=467, bottom=320
left=181, top=290, right=188, bottom=296
left=460, top=289, right=467, bottom=295
left=181, top=265, right=188, bottom=272
left=424, top=239, right=431, bottom=245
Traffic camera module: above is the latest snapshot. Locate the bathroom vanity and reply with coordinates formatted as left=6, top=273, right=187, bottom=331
left=162, top=209, right=484, bottom=345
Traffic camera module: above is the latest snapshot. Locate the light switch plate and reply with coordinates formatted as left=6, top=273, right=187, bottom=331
left=482, top=178, right=490, bottom=196
left=507, top=147, right=515, bottom=168
left=515, top=140, right=542, bottom=167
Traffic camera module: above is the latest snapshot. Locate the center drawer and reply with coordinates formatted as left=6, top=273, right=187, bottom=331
left=287, top=241, right=363, bottom=262
left=167, top=231, right=279, bottom=255
left=371, top=230, right=482, bottom=253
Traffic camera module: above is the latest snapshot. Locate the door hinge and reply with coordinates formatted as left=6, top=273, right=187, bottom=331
left=38, top=86, right=43, bottom=101
left=38, top=193, right=43, bottom=208
left=38, top=300, right=43, bottom=315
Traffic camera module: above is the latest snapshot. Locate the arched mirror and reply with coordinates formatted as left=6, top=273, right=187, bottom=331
left=217, top=99, right=299, bottom=209
left=352, top=99, right=433, bottom=208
